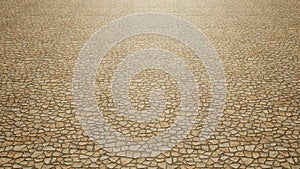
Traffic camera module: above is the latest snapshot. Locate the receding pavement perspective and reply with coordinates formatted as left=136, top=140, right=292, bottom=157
left=1, top=0, right=299, bottom=168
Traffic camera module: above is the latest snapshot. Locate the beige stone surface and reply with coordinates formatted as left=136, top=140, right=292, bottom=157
left=0, top=0, right=299, bottom=168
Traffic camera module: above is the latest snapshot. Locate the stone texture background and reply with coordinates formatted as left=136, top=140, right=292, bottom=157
left=0, top=0, right=299, bottom=168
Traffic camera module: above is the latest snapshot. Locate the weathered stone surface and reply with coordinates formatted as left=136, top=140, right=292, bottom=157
left=0, top=0, right=299, bottom=168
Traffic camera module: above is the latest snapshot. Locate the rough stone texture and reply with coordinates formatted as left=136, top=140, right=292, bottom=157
left=0, top=0, right=299, bottom=168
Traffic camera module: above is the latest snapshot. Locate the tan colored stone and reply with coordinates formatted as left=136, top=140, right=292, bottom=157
left=120, top=158, right=132, bottom=165
left=158, top=162, right=167, bottom=169
left=281, top=162, right=290, bottom=168
left=252, top=152, right=260, bottom=159
left=0, top=157, right=11, bottom=165
left=241, top=157, right=254, bottom=165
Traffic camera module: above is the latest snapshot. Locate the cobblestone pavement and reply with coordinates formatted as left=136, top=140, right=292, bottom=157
left=1, top=0, right=299, bottom=168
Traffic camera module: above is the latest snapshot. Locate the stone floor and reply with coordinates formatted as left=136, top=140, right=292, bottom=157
left=0, top=0, right=299, bottom=168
